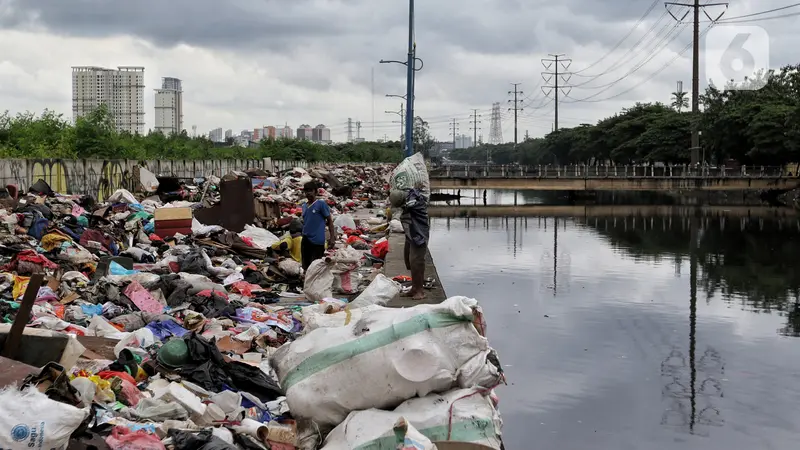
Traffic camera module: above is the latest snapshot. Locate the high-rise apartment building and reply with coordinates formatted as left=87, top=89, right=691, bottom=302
left=72, top=66, right=145, bottom=134
left=312, top=124, right=331, bottom=143
left=253, top=128, right=263, bottom=141
left=455, top=134, right=473, bottom=149
left=296, top=124, right=313, bottom=140
left=209, top=128, right=224, bottom=142
left=225, top=129, right=233, bottom=140
left=154, top=77, right=183, bottom=135
left=283, top=125, right=293, bottom=138
left=264, top=126, right=277, bottom=140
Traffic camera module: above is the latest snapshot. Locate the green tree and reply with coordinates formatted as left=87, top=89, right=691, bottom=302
left=671, top=90, right=689, bottom=112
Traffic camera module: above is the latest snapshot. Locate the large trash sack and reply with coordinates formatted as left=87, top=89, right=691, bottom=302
left=348, top=274, right=401, bottom=309
left=0, top=386, right=90, bottom=449
left=320, top=388, right=503, bottom=450
left=302, top=258, right=333, bottom=301
left=390, top=152, right=430, bottom=198
left=271, top=296, right=503, bottom=427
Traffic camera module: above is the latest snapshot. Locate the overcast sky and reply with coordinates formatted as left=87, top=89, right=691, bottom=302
left=1, top=0, right=798, bottom=143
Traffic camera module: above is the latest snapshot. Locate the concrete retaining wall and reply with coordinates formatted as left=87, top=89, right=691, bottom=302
left=0, top=158, right=311, bottom=201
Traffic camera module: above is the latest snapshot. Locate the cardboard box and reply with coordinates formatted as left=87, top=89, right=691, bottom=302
left=155, top=207, right=193, bottom=237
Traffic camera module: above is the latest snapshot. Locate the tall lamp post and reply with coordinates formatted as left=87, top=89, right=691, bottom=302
left=380, top=0, right=422, bottom=158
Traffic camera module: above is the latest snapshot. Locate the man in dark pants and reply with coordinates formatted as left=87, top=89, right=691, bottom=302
left=390, top=188, right=429, bottom=300
left=301, top=181, right=336, bottom=272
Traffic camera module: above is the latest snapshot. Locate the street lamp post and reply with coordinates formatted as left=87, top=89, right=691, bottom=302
left=379, top=0, right=421, bottom=158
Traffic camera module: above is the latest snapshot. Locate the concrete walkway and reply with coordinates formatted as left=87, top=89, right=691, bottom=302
left=384, top=230, right=447, bottom=307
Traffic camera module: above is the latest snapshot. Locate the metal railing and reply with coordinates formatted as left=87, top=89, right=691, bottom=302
left=430, top=164, right=792, bottom=179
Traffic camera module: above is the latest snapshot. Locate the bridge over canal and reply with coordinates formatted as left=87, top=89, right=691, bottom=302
left=430, top=165, right=799, bottom=191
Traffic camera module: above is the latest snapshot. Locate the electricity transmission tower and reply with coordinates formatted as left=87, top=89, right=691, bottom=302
left=449, top=119, right=459, bottom=149
left=356, top=121, right=362, bottom=140
left=508, top=83, right=523, bottom=144
left=469, top=109, right=481, bottom=148
left=489, top=103, right=503, bottom=145
left=541, top=54, right=573, bottom=132
left=665, top=0, right=727, bottom=164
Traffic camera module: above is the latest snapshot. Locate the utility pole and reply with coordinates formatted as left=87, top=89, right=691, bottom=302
left=449, top=119, right=459, bottom=149
left=470, top=109, right=481, bottom=148
left=665, top=1, right=727, bottom=164
left=541, top=54, right=573, bottom=132
left=525, top=130, right=530, bottom=141
left=385, top=104, right=405, bottom=143
left=508, top=83, right=523, bottom=145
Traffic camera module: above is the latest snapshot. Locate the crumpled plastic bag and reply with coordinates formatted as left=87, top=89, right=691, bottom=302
left=107, top=189, right=139, bottom=205
left=333, top=214, right=356, bottom=232
left=238, top=225, right=279, bottom=250
left=106, top=426, right=166, bottom=450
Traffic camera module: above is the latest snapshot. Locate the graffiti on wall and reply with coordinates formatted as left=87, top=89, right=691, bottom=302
left=0, top=157, right=311, bottom=198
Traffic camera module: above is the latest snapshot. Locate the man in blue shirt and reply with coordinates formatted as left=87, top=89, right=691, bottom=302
left=301, top=181, right=336, bottom=271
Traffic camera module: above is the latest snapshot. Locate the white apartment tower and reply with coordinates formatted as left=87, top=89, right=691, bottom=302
left=154, top=77, right=184, bottom=135
left=72, top=66, right=145, bottom=134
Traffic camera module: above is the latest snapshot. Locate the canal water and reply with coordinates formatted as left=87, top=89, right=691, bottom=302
left=428, top=190, right=800, bottom=450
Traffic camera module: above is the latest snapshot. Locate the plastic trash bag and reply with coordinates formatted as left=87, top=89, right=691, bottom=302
left=333, top=214, right=356, bottom=232
left=0, top=386, right=89, bottom=450
left=349, top=274, right=401, bottom=309
left=238, top=225, right=279, bottom=250
left=390, top=219, right=404, bottom=233
left=321, top=388, right=503, bottom=450
left=110, top=261, right=139, bottom=276
left=106, top=426, right=166, bottom=450
left=303, top=258, right=334, bottom=302
left=271, top=296, right=504, bottom=427
left=107, top=189, right=139, bottom=205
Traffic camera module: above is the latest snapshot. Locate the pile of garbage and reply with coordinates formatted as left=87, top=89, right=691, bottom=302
left=0, top=155, right=505, bottom=450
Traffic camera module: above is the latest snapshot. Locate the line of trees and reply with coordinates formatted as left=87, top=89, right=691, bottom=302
left=451, top=64, right=800, bottom=167
left=0, top=104, right=412, bottom=163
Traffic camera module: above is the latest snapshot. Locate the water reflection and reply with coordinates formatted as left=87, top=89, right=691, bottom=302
left=430, top=211, right=800, bottom=450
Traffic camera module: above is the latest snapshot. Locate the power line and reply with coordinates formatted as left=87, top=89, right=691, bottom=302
left=541, top=54, right=573, bottom=131
left=717, top=10, right=800, bottom=23
left=563, top=24, right=715, bottom=104
left=449, top=119, right=459, bottom=148
left=564, top=22, right=688, bottom=102
left=572, top=0, right=662, bottom=74
left=508, top=83, right=523, bottom=144
left=571, top=10, right=671, bottom=81
left=665, top=0, right=727, bottom=164
left=469, top=109, right=481, bottom=148
left=571, top=17, right=676, bottom=87
left=718, top=3, right=800, bottom=21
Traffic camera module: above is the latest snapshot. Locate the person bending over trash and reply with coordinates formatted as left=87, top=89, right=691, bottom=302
left=390, top=188, right=429, bottom=301
left=269, top=219, right=303, bottom=262
left=301, top=181, right=336, bottom=272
